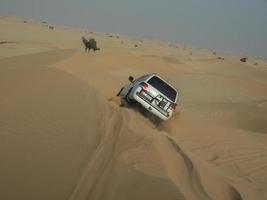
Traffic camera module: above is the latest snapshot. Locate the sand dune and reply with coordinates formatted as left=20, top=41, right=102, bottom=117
left=0, top=57, right=242, bottom=200
left=1, top=16, right=267, bottom=200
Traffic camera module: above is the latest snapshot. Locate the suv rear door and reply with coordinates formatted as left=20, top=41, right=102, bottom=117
left=146, top=76, right=177, bottom=111
left=147, top=76, right=177, bottom=102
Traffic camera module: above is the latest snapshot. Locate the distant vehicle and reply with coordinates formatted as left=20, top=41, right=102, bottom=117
left=117, top=73, right=178, bottom=120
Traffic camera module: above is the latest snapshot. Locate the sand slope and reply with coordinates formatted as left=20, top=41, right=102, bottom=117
left=0, top=51, right=242, bottom=200
left=1, top=16, right=267, bottom=200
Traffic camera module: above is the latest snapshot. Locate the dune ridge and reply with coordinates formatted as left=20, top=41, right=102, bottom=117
left=58, top=82, right=243, bottom=200
left=0, top=50, right=243, bottom=200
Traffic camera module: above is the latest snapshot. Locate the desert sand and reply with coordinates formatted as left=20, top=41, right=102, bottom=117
left=1, top=16, right=267, bottom=200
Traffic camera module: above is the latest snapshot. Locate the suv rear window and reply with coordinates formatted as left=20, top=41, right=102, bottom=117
left=147, top=76, right=177, bottom=102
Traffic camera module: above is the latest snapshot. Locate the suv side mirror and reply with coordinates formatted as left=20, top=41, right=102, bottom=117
left=128, top=76, right=134, bottom=83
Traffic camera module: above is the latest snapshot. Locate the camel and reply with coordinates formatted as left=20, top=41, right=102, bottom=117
left=82, top=37, right=100, bottom=52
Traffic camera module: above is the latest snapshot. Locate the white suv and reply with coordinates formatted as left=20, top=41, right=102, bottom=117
left=117, top=74, right=178, bottom=120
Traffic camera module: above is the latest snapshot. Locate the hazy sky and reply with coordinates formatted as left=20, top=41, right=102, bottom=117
left=1, top=0, right=267, bottom=58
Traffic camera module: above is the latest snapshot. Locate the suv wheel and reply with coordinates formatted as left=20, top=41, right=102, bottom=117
left=125, top=88, right=135, bottom=105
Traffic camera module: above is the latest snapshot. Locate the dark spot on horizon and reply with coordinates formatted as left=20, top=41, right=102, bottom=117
left=240, top=57, right=247, bottom=62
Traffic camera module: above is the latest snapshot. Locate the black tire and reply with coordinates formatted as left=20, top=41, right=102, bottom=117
left=125, top=88, right=136, bottom=105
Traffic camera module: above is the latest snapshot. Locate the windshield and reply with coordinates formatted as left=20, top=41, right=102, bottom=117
left=147, top=76, right=177, bottom=102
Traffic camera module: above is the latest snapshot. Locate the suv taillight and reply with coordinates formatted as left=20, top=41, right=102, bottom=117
left=170, top=103, right=177, bottom=110
left=140, top=82, right=148, bottom=89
